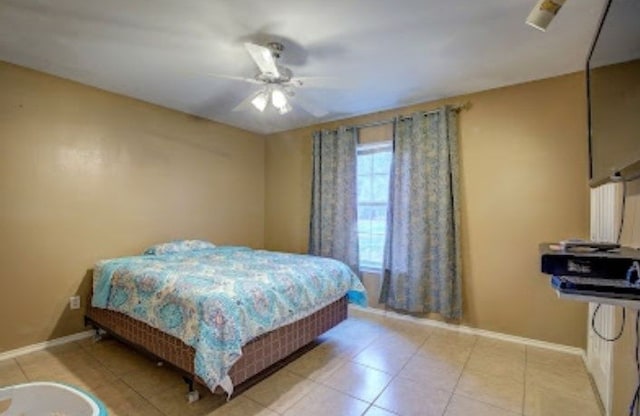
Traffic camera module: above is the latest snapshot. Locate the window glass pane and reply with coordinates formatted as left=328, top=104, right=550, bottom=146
left=358, top=233, right=372, bottom=263
left=362, top=248, right=376, bottom=266
left=371, top=234, right=385, bottom=262
left=358, top=204, right=373, bottom=221
left=357, top=153, right=373, bottom=175
left=371, top=221, right=386, bottom=235
left=371, top=220, right=386, bottom=234
left=357, top=175, right=372, bottom=202
left=357, top=219, right=370, bottom=235
left=373, top=151, right=392, bottom=174
left=370, top=205, right=387, bottom=233
left=372, top=174, right=389, bottom=203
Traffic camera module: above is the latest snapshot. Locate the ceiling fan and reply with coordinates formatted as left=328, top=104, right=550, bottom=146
left=209, top=41, right=332, bottom=117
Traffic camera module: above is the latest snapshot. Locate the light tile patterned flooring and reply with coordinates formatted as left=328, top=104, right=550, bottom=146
left=0, top=308, right=602, bottom=416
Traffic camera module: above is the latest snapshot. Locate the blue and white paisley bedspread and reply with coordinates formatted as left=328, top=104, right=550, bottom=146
left=92, top=246, right=367, bottom=394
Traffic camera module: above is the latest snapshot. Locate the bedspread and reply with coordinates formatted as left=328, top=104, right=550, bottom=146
left=92, top=246, right=367, bottom=394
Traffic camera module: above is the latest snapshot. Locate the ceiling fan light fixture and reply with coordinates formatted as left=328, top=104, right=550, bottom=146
left=271, top=88, right=288, bottom=111
left=526, top=0, right=566, bottom=31
left=278, top=102, right=293, bottom=115
left=251, top=90, right=269, bottom=112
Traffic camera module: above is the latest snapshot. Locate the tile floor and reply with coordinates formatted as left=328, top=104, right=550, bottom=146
left=0, top=307, right=602, bottom=416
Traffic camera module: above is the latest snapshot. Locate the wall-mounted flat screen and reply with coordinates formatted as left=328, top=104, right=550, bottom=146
left=587, top=0, right=640, bottom=186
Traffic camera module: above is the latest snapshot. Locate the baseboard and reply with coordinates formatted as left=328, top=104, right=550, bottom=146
left=349, top=304, right=586, bottom=357
left=0, top=330, right=94, bottom=362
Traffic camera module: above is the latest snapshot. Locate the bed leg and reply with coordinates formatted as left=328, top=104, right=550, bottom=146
left=182, top=376, right=200, bottom=403
left=92, top=328, right=103, bottom=343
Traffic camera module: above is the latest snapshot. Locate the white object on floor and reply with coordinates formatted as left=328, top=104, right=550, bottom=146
left=0, top=382, right=107, bottom=416
left=186, top=390, right=200, bottom=404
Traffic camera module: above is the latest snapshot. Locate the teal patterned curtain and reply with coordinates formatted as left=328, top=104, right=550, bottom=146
left=309, top=127, right=360, bottom=273
left=379, top=107, right=462, bottom=319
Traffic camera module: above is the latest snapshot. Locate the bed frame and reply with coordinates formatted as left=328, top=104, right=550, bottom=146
left=85, top=296, right=347, bottom=396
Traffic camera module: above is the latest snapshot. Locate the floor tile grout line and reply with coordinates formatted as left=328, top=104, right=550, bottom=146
left=523, top=345, right=529, bottom=415
left=357, top=327, right=488, bottom=415
left=343, top=358, right=398, bottom=377
left=440, top=335, right=478, bottom=415
left=79, top=340, right=130, bottom=381
left=318, top=362, right=396, bottom=409
left=121, top=379, right=171, bottom=416
left=361, top=402, right=402, bottom=416
left=361, top=403, right=374, bottom=415
left=453, top=390, right=524, bottom=415
left=240, top=394, right=284, bottom=415
left=361, top=331, right=432, bottom=414
left=13, top=358, right=29, bottom=383
left=298, top=348, right=388, bottom=404
left=248, top=366, right=325, bottom=415
left=278, top=378, right=370, bottom=415
left=267, top=373, right=324, bottom=415
left=77, top=338, right=174, bottom=416
left=456, top=337, right=530, bottom=415
left=15, top=342, right=115, bottom=382
left=523, top=346, right=602, bottom=415
left=118, top=370, right=175, bottom=416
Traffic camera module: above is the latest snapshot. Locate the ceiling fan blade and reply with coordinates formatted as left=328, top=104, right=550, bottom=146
left=179, top=70, right=263, bottom=85
left=244, top=42, right=280, bottom=78
left=294, top=95, right=329, bottom=118
left=201, top=73, right=262, bottom=84
left=289, top=76, right=351, bottom=89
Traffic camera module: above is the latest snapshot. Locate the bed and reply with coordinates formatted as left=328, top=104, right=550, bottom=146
left=85, top=241, right=367, bottom=397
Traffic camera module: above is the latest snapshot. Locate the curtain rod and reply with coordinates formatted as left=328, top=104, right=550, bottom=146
left=350, top=102, right=470, bottom=130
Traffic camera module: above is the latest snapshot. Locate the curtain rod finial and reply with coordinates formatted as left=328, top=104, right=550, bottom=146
left=453, top=102, right=471, bottom=112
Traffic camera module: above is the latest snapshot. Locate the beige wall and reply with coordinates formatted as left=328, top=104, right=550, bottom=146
left=265, top=73, right=591, bottom=348
left=0, top=62, right=265, bottom=352
left=0, top=61, right=594, bottom=352
left=612, top=180, right=640, bottom=416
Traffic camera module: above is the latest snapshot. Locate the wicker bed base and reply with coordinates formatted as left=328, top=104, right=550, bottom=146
left=85, top=296, right=348, bottom=392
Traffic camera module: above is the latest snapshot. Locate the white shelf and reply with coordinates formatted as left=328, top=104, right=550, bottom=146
left=555, top=290, right=640, bottom=309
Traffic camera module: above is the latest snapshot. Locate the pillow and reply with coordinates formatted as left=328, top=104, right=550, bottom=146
left=143, top=240, right=216, bottom=255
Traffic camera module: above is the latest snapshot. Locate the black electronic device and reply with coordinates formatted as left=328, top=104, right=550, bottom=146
left=551, top=275, right=640, bottom=301
left=540, top=243, right=640, bottom=279
left=558, top=239, right=620, bottom=251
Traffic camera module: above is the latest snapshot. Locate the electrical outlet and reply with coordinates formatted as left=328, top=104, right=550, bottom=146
left=69, top=296, right=81, bottom=310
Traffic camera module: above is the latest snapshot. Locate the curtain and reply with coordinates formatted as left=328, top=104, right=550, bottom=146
left=309, top=127, right=360, bottom=273
left=379, top=107, right=462, bottom=319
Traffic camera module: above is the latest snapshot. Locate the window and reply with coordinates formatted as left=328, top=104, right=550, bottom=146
left=357, top=141, right=392, bottom=270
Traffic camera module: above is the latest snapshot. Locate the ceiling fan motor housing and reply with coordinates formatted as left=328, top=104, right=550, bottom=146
left=253, top=42, right=293, bottom=84
left=256, top=66, right=292, bottom=84
left=267, top=42, right=284, bottom=59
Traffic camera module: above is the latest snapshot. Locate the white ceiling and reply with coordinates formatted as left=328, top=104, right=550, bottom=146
left=0, top=0, right=607, bottom=134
